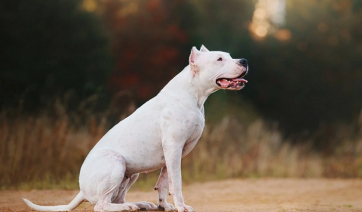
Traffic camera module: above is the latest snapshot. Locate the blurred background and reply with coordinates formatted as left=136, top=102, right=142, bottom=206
left=1, top=0, right=362, bottom=189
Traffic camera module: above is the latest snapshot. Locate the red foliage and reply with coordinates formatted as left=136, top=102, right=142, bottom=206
left=147, top=0, right=161, bottom=11
left=100, top=0, right=190, bottom=103
left=168, top=25, right=188, bottom=43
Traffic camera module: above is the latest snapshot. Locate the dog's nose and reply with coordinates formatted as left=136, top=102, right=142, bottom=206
left=239, top=59, right=248, bottom=67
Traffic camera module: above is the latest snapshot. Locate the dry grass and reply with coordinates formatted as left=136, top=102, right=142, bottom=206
left=183, top=118, right=322, bottom=181
left=183, top=114, right=362, bottom=181
left=1, top=102, right=362, bottom=190
left=0, top=101, right=108, bottom=189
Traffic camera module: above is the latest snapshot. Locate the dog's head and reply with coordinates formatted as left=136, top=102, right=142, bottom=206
left=189, top=45, right=248, bottom=91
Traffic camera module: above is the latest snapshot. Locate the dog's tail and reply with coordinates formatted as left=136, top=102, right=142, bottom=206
left=23, top=191, right=84, bottom=211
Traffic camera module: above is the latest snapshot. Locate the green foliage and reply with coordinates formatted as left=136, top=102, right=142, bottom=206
left=188, top=0, right=255, bottom=52
left=0, top=0, right=113, bottom=111
left=189, top=0, right=362, bottom=148
left=243, top=1, right=362, bottom=136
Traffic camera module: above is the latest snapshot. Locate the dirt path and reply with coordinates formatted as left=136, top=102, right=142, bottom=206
left=1, top=179, right=362, bottom=212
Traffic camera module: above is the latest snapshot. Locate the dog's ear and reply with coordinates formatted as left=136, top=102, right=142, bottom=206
left=189, top=47, right=200, bottom=64
left=189, top=47, right=200, bottom=76
left=200, top=45, right=209, bottom=52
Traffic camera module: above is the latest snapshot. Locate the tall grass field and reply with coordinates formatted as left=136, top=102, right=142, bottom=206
left=1, top=97, right=362, bottom=190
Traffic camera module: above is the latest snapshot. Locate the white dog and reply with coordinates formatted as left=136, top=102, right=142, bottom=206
left=23, top=45, right=248, bottom=212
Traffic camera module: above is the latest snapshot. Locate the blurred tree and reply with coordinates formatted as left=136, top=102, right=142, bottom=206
left=243, top=0, right=362, bottom=147
left=96, top=0, right=196, bottom=104
left=3, top=0, right=361, bottom=150
left=0, top=0, right=113, bottom=112
left=187, top=0, right=362, bottom=149
left=188, top=0, right=255, bottom=53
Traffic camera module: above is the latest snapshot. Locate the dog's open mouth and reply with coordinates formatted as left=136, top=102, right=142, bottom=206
left=216, top=73, right=248, bottom=89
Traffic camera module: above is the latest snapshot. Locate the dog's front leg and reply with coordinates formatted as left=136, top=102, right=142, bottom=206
left=162, top=140, right=194, bottom=212
left=155, top=167, right=175, bottom=211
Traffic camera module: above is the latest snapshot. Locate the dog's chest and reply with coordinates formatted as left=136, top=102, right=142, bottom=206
left=181, top=117, right=204, bottom=157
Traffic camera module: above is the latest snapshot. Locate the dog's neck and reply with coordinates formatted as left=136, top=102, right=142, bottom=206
left=160, top=65, right=218, bottom=109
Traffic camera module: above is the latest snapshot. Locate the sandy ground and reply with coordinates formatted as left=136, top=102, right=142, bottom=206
left=1, top=179, right=362, bottom=212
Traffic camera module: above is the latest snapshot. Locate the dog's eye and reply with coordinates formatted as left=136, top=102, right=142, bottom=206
left=217, top=57, right=223, bottom=61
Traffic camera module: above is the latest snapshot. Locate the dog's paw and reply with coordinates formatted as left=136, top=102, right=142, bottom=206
left=123, top=203, right=140, bottom=211
left=94, top=202, right=140, bottom=212
left=158, top=202, right=175, bottom=211
left=175, top=204, right=194, bottom=212
left=131, top=201, right=158, bottom=211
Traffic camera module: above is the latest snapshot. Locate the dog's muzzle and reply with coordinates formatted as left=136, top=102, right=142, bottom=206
left=239, top=58, right=248, bottom=68
left=239, top=58, right=248, bottom=77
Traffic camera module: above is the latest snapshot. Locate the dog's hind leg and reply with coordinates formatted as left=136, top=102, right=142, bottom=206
left=80, top=150, right=139, bottom=212
left=112, top=173, right=158, bottom=211
left=154, top=167, right=175, bottom=211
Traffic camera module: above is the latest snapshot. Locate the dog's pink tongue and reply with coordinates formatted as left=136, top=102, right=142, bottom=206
left=234, top=78, right=248, bottom=83
left=217, top=79, right=230, bottom=88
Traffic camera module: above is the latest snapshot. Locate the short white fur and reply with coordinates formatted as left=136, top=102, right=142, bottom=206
left=23, top=45, right=248, bottom=212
